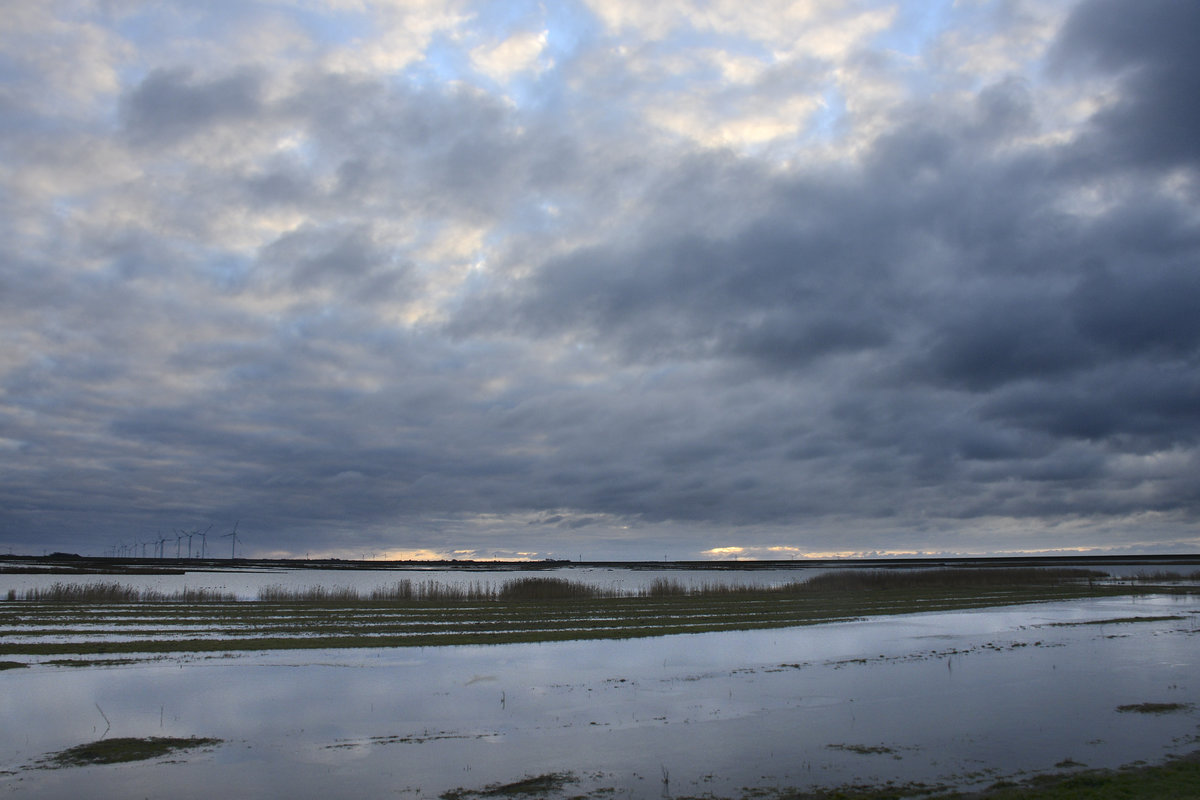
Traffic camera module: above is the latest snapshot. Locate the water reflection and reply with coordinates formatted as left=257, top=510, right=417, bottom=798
left=2, top=595, right=1198, bottom=798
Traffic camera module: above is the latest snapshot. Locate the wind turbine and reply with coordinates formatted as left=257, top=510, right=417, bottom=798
left=175, top=532, right=184, bottom=559
left=221, top=521, right=240, bottom=559
left=198, top=525, right=212, bottom=559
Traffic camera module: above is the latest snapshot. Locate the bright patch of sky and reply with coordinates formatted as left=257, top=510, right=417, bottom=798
left=872, top=0, right=956, bottom=57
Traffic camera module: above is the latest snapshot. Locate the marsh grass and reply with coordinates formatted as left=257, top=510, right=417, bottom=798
left=498, top=577, right=612, bottom=600
left=974, top=750, right=1200, bottom=799
left=15, top=582, right=236, bottom=603
left=440, top=771, right=577, bottom=799
left=4, top=567, right=1183, bottom=657
left=44, top=736, right=222, bottom=767
left=8, top=568, right=1111, bottom=605
left=0, top=660, right=28, bottom=670
left=1, top=578, right=1145, bottom=658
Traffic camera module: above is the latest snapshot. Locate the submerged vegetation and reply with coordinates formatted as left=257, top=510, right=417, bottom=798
left=1115, top=702, right=1194, bottom=714
left=440, top=771, right=578, bottom=799
left=2, top=568, right=1189, bottom=657
left=44, top=737, right=222, bottom=767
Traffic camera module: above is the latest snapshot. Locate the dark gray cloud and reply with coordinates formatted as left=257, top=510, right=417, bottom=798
left=1071, top=261, right=1200, bottom=357
left=1052, top=0, right=1200, bottom=170
left=122, top=67, right=266, bottom=146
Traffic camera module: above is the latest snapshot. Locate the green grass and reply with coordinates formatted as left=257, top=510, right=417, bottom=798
left=44, top=736, right=222, bottom=767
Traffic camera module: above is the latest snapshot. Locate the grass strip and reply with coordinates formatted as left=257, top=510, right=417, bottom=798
left=667, top=750, right=1200, bottom=798
left=0, top=583, right=1169, bottom=657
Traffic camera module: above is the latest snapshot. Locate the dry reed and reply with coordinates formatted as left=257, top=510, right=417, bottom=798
left=7, top=567, right=1108, bottom=605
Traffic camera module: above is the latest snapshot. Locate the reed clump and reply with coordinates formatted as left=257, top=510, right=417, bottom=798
left=12, top=582, right=236, bottom=603
left=258, top=584, right=362, bottom=602
left=497, top=577, right=615, bottom=601
left=175, top=587, right=240, bottom=602
left=259, top=580, right=498, bottom=603
left=642, top=578, right=769, bottom=597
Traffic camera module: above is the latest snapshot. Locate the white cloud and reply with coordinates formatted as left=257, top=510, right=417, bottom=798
left=470, top=29, right=551, bottom=82
left=321, top=0, right=473, bottom=74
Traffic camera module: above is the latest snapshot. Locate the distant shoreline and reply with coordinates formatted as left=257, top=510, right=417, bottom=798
left=3, top=551, right=1200, bottom=575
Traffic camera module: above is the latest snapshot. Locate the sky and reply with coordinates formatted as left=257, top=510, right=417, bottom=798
left=2, top=0, right=1199, bottom=561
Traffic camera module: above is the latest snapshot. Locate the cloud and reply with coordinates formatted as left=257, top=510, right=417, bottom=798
left=2, top=0, right=1199, bottom=559
left=122, top=67, right=267, bottom=147
left=1051, top=0, right=1200, bottom=170
left=471, top=30, right=551, bottom=82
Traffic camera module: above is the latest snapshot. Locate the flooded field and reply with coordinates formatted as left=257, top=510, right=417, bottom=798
left=4, top=557, right=1194, bottom=601
left=2, top=591, right=1198, bottom=798
left=0, top=564, right=830, bottom=601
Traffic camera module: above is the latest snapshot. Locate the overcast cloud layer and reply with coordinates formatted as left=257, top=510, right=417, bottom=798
left=3, top=0, right=1199, bottom=560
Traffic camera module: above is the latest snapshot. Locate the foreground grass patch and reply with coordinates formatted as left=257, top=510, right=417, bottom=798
left=1116, top=702, right=1194, bottom=714
left=440, top=771, right=577, bottom=799
left=972, top=750, right=1200, bottom=799
left=44, top=736, right=222, bottom=767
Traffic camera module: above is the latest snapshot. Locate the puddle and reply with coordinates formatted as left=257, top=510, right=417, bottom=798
left=1, top=595, right=1197, bottom=798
